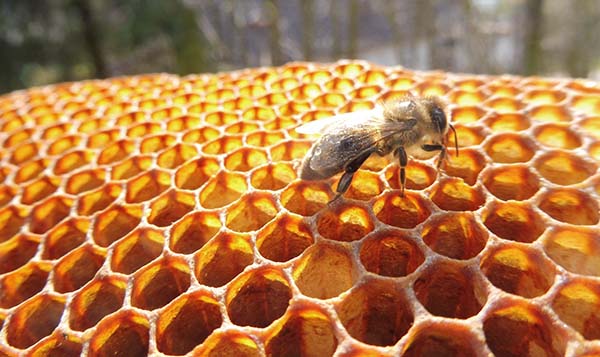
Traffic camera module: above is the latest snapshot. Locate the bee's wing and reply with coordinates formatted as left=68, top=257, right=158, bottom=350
left=295, top=109, right=381, bottom=135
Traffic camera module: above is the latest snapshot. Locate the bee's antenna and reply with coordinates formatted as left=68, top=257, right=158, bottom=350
left=449, top=124, right=459, bottom=156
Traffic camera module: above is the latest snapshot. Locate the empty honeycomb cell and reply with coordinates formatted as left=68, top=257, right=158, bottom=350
left=416, top=81, right=451, bottom=97
left=373, top=191, right=431, bottom=229
left=202, top=135, right=243, bottom=155
left=485, top=133, right=536, bottom=163
left=272, top=76, right=300, bottom=91
left=250, top=162, right=296, bottom=190
left=450, top=124, right=486, bottom=147
left=580, top=116, right=600, bottom=139
left=336, top=279, right=413, bottom=346
left=481, top=245, right=555, bottom=298
left=5, top=294, right=65, bottom=349
left=450, top=106, right=487, bottom=124
left=53, top=149, right=92, bottom=175
left=206, top=88, right=236, bottom=102
left=42, top=217, right=88, bottom=260
left=257, top=92, right=289, bottom=107
left=482, top=200, right=545, bottom=243
left=87, top=128, right=122, bottom=149
left=360, top=230, right=424, bottom=277
left=350, top=84, right=384, bottom=99
left=93, top=204, right=141, bottom=247
left=13, top=158, right=49, bottom=183
left=552, top=278, right=600, bottom=340
left=422, top=212, right=488, bottom=259
left=483, top=300, right=566, bottom=357
left=110, top=155, right=152, bottom=181
left=302, top=69, right=333, bottom=85
left=317, top=203, right=374, bottom=242
left=9, top=142, right=39, bottom=165
left=131, top=256, right=191, bottom=310
left=256, top=214, right=314, bottom=262
left=449, top=89, right=486, bottom=106
left=88, top=310, right=149, bottom=357
left=224, top=147, right=268, bottom=171
left=0, top=261, right=50, bottom=308
left=140, top=134, right=176, bottom=154
left=414, top=262, right=486, bottom=318
left=156, top=143, right=198, bottom=169
left=385, top=161, right=437, bottom=190
left=65, top=168, right=106, bottom=195
left=456, top=78, right=485, bottom=90
left=175, top=157, right=220, bottom=190
left=538, top=188, right=599, bottom=225
left=573, top=95, right=600, bottom=116
left=42, top=123, right=72, bottom=140
left=166, top=114, right=202, bottom=132
left=111, top=228, right=164, bottom=274
left=324, top=77, right=356, bottom=93
left=0, top=205, right=27, bottom=242
left=402, top=322, right=480, bottom=357
left=313, top=92, right=347, bottom=108
left=27, top=332, right=83, bottom=357
left=225, top=192, right=277, bottom=232
left=77, top=183, right=122, bottom=216
left=292, top=243, right=358, bottom=299
left=225, top=121, right=260, bottom=134
left=264, top=304, right=338, bottom=357
left=169, top=211, right=221, bottom=254
left=270, top=140, right=312, bottom=162
left=199, top=171, right=247, bottom=209
left=534, top=151, right=597, bottom=185
left=147, top=189, right=195, bottom=227
left=125, top=169, right=171, bottom=203
left=291, top=83, right=323, bottom=100
left=430, top=177, right=486, bottom=211
left=52, top=244, right=105, bottom=293
left=543, top=227, right=600, bottom=276
left=194, top=231, right=253, bottom=287
left=29, top=196, right=73, bottom=234
left=533, top=123, right=582, bottom=149
left=69, top=275, right=127, bottom=331
left=181, top=125, right=221, bottom=144
left=280, top=181, right=332, bottom=216
left=334, top=61, right=366, bottom=77
left=339, top=170, right=384, bottom=200
left=21, top=175, right=60, bottom=205
left=387, top=75, right=417, bottom=90
left=224, top=97, right=255, bottom=111
left=192, top=330, right=261, bottom=357
left=97, top=139, right=136, bottom=165
left=188, top=101, right=220, bottom=116
left=156, top=291, right=222, bottom=355
left=246, top=130, right=286, bottom=147
left=442, top=148, right=486, bottom=185
left=487, top=97, right=525, bottom=113
left=482, top=165, right=540, bottom=201
left=486, top=112, right=531, bottom=132
left=3, top=128, right=33, bottom=148
left=47, top=135, right=82, bottom=156
left=79, top=117, right=110, bottom=134
left=226, top=267, right=292, bottom=328
left=530, top=104, right=572, bottom=122
left=205, top=110, right=238, bottom=126
left=1, top=116, right=25, bottom=133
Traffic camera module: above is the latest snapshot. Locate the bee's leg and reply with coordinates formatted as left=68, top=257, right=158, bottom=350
left=422, top=144, right=445, bottom=168
left=395, top=147, right=408, bottom=196
left=330, top=150, right=373, bottom=203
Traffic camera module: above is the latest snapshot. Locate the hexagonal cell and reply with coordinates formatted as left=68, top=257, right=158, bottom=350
left=530, top=104, right=572, bottom=122
left=373, top=191, right=431, bottom=229
left=69, top=275, right=127, bottom=331
left=167, top=115, right=203, bottom=132
left=270, top=141, right=312, bottom=163
left=169, top=211, right=221, bottom=254
left=317, top=203, right=374, bottom=242
left=543, top=226, right=600, bottom=276
left=131, top=256, right=191, bottom=311
left=590, top=142, right=600, bottom=161
left=65, top=168, right=106, bottom=195
left=430, top=177, right=486, bottom=211
left=290, top=83, right=323, bottom=100
left=386, top=75, right=416, bottom=90
left=224, top=147, right=268, bottom=172
left=487, top=97, right=525, bottom=113
left=264, top=304, right=338, bottom=357
left=87, top=128, right=122, bottom=149
left=156, top=290, right=222, bottom=355
left=336, top=170, right=384, bottom=200
left=538, top=188, right=599, bottom=225
left=42, top=217, right=88, bottom=260
left=3, top=128, right=33, bottom=149
left=110, top=228, right=164, bottom=275
left=194, top=231, right=253, bottom=287
left=422, top=212, right=488, bottom=259
left=202, top=135, right=243, bottom=155
left=482, top=165, right=540, bottom=201
left=174, top=157, right=220, bottom=190
left=93, top=204, right=142, bottom=247
left=481, top=245, right=555, bottom=298
left=97, top=139, right=136, bottom=165
left=0, top=184, right=12, bottom=208
left=225, top=192, right=277, bottom=232
left=0, top=261, right=51, bottom=308
left=580, top=116, right=600, bottom=139
left=77, top=183, right=122, bottom=216
left=52, top=244, right=105, bottom=293
left=242, top=106, right=276, bottom=121
left=414, top=261, right=486, bottom=318
left=29, top=196, right=73, bottom=234
left=181, top=126, right=221, bottom=145
left=572, top=95, right=600, bottom=116
left=450, top=105, right=487, bottom=124
left=47, top=135, right=82, bottom=156
left=147, top=189, right=195, bottom=227
left=27, top=332, right=83, bottom=357
left=258, top=203, right=316, bottom=256
left=139, top=134, right=176, bottom=154
left=5, top=293, right=65, bottom=349
left=552, top=278, right=600, bottom=340
left=280, top=181, right=332, bottom=216
left=292, top=243, right=358, bottom=299
left=359, top=230, right=424, bottom=277
left=199, top=171, right=247, bottom=209
left=192, top=330, right=261, bottom=357
left=226, top=267, right=291, bottom=328
left=533, top=123, right=582, bottom=149
left=334, top=61, right=366, bottom=77
left=485, top=133, right=537, bottom=163
left=250, top=162, right=297, bottom=190
left=9, top=142, right=39, bottom=165
left=110, top=155, right=152, bottom=181
left=0, top=233, right=39, bottom=274
left=482, top=200, right=545, bottom=243
left=155, top=143, right=198, bottom=170
left=483, top=300, right=567, bottom=357
left=336, top=279, right=412, bottom=346
left=20, top=175, right=60, bottom=205
left=449, top=90, right=486, bottom=106
left=385, top=161, right=437, bottom=191
left=53, top=150, right=92, bottom=175
left=534, top=151, right=597, bottom=185
left=14, top=158, right=49, bottom=184
left=401, top=322, right=480, bottom=357
left=486, top=112, right=531, bottom=132
left=88, top=310, right=149, bottom=357
left=245, top=130, right=286, bottom=147
left=126, top=169, right=171, bottom=203
left=451, top=124, right=487, bottom=148
left=441, top=148, right=486, bottom=185
left=486, top=84, right=521, bottom=97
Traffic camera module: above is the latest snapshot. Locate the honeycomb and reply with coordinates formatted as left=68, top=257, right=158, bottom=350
left=0, top=60, right=599, bottom=356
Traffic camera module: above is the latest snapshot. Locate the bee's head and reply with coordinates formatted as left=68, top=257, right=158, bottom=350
left=425, top=97, right=459, bottom=156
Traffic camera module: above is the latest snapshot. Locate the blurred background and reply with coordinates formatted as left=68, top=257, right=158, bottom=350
left=1, top=0, right=599, bottom=95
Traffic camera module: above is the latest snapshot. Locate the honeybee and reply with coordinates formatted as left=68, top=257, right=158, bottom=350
left=297, top=96, right=458, bottom=202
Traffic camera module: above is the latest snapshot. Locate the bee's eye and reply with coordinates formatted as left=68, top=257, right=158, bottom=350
left=431, top=107, right=447, bottom=133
